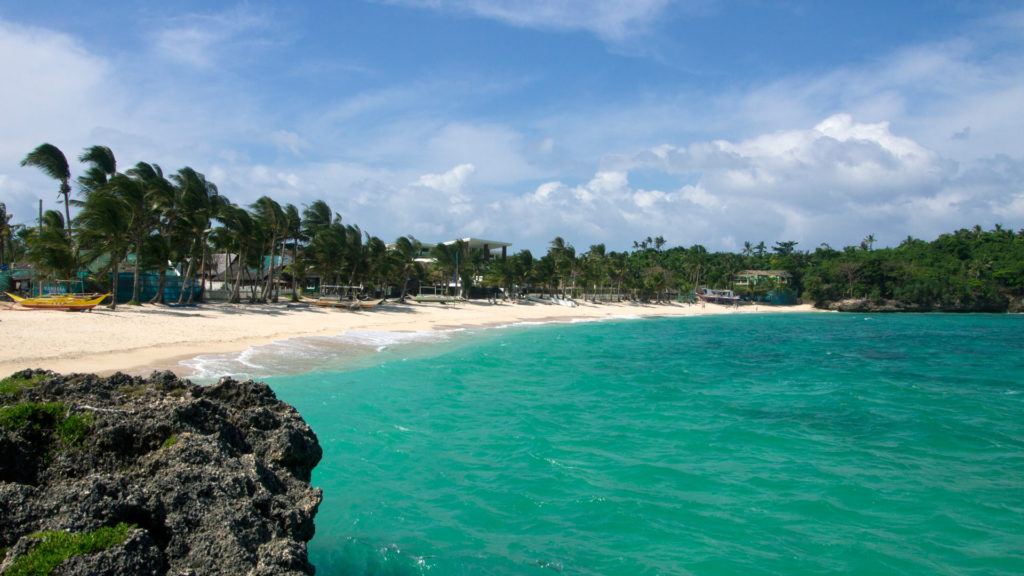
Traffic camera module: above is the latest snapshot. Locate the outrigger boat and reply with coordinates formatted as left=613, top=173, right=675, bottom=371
left=5, top=292, right=109, bottom=311
left=303, top=297, right=383, bottom=310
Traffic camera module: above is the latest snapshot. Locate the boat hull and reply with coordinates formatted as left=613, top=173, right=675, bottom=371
left=694, top=288, right=742, bottom=305
left=6, top=292, right=109, bottom=311
left=304, top=297, right=383, bottom=310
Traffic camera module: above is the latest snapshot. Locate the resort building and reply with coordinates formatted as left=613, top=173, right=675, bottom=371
left=733, top=270, right=793, bottom=287
left=390, top=237, right=512, bottom=262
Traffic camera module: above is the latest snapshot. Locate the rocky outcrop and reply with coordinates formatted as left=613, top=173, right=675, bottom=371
left=824, top=298, right=931, bottom=313
left=0, top=370, right=322, bottom=576
left=824, top=297, right=1017, bottom=313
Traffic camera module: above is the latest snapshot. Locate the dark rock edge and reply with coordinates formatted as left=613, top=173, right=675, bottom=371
left=0, top=369, right=322, bottom=576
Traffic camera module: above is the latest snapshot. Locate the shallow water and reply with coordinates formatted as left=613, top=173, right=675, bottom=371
left=253, top=313, right=1023, bottom=575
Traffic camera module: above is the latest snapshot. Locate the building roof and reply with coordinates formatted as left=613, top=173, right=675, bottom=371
left=736, top=269, right=793, bottom=277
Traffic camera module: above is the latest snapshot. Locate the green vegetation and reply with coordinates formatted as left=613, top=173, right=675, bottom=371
left=0, top=373, right=48, bottom=396
left=5, top=143, right=1022, bottom=311
left=3, top=522, right=134, bottom=576
left=0, top=402, right=93, bottom=446
left=161, top=434, right=178, bottom=449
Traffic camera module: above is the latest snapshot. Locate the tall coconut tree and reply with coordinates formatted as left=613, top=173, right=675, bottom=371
left=282, top=204, right=302, bottom=301
left=75, top=189, right=131, bottom=309
left=21, top=143, right=72, bottom=236
left=301, top=199, right=334, bottom=239
left=0, top=203, right=18, bottom=270
left=142, top=166, right=183, bottom=304
left=429, top=241, right=460, bottom=296
left=341, top=224, right=366, bottom=293
left=216, top=204, right=256, bottom=303
left=170, top=167, right=222, bottom=303
left=305, top=219, right=346, bottom=290
left=392, top=235, right=424, bottom=302
left=77, top=145, right=117, bottom=197
left=107, top=163, right=169, bottom=304
left=251, top=196, right=285, bottom=303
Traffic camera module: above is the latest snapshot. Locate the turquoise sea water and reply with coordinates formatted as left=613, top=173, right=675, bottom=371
left=226, top=313, right=1022, bottom=575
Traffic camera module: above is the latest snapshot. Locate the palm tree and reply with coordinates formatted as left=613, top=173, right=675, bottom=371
left=21, top=143, right=73, bottom=236
left=251, top=196, right=285, bottom=302
left=301, top=199, right=335, bottom=239
left=75, top=189, right=130, bottom=309
left=170, top=167, right=222, bottom=303
left=282, top=204, right=302, bottom=301
left=24, top=211, right=76, bottom=294
left=430, top=241, right=462, bottom=296
left=392, top=236, right=424, bottom=302
left=216, top=204, right=256, bottom=303
left=341, top=224, right=366, bottom=293
left=122, top=162, right=172, bottom=304
left=77, top=145, right=117, bottom=197
left=143, top=167, right=183, bottom=304
left=305, top=217, right=346, bottom=291
left=754, top=241, right=766, bottom=259
left=0, top=203, right=17, bottom=270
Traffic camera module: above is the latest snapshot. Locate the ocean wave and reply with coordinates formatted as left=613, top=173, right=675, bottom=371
left=181, top=329, right=449, bottom=382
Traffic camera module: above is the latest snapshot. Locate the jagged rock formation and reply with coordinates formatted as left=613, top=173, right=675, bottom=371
left=0, top=370, right=322, bottom=576
left=822, top=297, right=1020, bottom=313
left=824, top=298, right=930, bottom=313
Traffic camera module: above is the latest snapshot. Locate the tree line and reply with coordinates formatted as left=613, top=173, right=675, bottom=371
left=3, top=143, right=1023, bottom=311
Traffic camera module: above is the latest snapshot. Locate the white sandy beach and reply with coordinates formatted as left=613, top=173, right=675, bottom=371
left=0, top=299, right=818, bottom=378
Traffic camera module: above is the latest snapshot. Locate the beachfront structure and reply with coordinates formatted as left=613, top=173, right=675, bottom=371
left=389, top=237, right=512, bottom=262
left=733, top=270, right=793, bottom=287
left=446, top=237, right=511, bottom=260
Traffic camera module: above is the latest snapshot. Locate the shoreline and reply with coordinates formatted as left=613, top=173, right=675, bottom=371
left=0, top=299, right=820, bottom=379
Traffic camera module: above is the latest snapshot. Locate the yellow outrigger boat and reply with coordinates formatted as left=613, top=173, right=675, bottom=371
left=5, top=292, right=109, bottom=311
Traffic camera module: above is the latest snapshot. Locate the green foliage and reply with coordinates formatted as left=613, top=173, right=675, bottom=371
left=0, top=402, right=65, bottom=430
left=57, top=412, right=94, bottom=446
left=4, top=522, right=134, bottom=576
left=0, top=402, right=93, bottom=446
left=0, top=373, right=49, bottom=396
left=162, top=434, right=178, bottom=449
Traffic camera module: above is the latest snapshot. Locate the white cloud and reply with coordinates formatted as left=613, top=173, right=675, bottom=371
left=382, top=0, right=684, bottom=41
left=264, top=130, right=310, bottom=156
left=150, top=5, right=275, bottom=70
left=415, top=163, right=476, bottom=197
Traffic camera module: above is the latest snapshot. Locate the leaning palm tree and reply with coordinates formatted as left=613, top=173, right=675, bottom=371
left=0, top=202, right=17, bottom=269
left=282, top=204, right=302, bottom=301
left=24, top=210, right=77, bottom=291
left=75, top=190, right=131, bottom=309
left=21, top=143, right=72, bottom=236
left=170, top=167, right=222, bottom=303
left=392, top=236, right=424, bottom=302
left=216, top=204, right=256, bottom=303
left=301, top=199, right=335, bottom=240
left=77, top=145, right=117, bottom=197
left=251, top=196, right=285, bottom=303
left=122, top=162, right=173, bottom=304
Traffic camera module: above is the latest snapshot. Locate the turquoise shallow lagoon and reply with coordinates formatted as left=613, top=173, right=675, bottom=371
left=257, top=313, right=1023, bottom=575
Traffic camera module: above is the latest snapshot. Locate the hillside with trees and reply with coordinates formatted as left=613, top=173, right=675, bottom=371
left=3, top=143, right=1022, bottom=312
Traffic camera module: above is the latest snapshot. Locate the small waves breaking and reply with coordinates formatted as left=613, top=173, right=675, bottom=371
left=181, top=329, right=450, bottom=382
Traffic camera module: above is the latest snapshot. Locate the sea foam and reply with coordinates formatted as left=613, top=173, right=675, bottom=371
left=181, top=329, right=449, bottom=382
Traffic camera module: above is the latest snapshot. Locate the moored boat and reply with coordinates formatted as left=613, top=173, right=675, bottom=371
left=303, top=297, right=383, bottom=310
left=5, top=292, right=109, bottom=311
left=694, top=287, right=742, bottom=305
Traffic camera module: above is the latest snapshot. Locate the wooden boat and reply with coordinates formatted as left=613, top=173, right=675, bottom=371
left=5, top=292, right=109, bottom=311
left=304, top=297, right=383, bottom=310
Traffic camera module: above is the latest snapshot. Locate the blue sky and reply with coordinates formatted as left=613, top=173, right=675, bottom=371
left=2, top=1, right=1023, bottom=254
